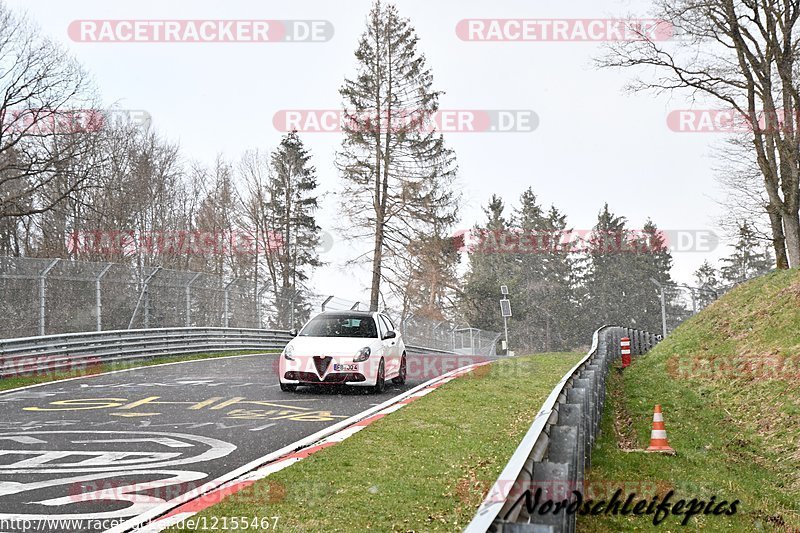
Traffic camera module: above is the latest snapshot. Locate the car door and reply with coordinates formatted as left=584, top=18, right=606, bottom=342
left=378, top=314, right=400, bottom=374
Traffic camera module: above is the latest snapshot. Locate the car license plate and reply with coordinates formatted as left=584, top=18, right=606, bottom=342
left=334, top=364, right=358, bottom=372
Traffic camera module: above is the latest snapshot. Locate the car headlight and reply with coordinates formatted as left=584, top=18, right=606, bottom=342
left=353, top=347, right=371, bottom=362
left=283, top=345, right=295, bottom=361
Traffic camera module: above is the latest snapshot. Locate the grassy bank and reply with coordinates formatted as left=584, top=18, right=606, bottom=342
left=0, top=350, right=276, bottom=392
left=581, top=270, right=800, bottom=531
left=170, top=352, right=584, bottom=532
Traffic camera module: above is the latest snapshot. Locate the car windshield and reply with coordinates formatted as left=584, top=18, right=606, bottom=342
left=299, top=315, right=378, bottom=338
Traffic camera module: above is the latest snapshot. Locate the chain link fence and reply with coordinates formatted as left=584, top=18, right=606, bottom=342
left=0, top=257, right=290, bottom=339
left=313, top=296, right=502, bottom=356
left=399, top=314, right=501, bottom=357
left=0, top=257, right=501, bottom=356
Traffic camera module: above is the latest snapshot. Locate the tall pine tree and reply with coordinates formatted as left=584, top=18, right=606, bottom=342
left=459, top=195, right=516, bottom=337
left=337, top=0, right=458, bottom=311
left=240, top=131, right=321, bottom=329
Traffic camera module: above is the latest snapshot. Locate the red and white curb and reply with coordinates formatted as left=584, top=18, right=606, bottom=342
left=117, top=361, right=493, bottom=532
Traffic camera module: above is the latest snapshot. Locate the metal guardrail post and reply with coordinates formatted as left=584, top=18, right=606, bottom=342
left=38, top=259, right=59, bottom=336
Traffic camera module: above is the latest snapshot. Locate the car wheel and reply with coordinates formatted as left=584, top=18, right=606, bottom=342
left=280, top=382, right=297, bottom=392
left=372, top=359, right=386, bottom=394
left=392, top=353, right=407, bottom=385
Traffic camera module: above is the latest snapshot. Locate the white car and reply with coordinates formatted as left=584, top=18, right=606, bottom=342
left=278, top=311, right=407, bottom=393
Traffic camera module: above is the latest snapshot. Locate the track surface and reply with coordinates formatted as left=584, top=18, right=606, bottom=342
left=0, top=352, right=484, bottom=532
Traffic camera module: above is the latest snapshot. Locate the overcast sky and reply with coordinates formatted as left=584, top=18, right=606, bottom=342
left=7, top=0, right=736, bottom=304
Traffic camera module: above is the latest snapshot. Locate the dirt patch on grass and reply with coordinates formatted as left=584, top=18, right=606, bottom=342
left=608, top=368, right=638, bottom=451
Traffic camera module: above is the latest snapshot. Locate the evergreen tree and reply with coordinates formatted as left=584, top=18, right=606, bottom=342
left=693, top=260, right=719, bottom=308
left=720, top=222, right=772, bottom=284
left=259, top=131, right=322, bottom=328
left=585, top=204, right=631, bottom=325
left=459, top=195, right=517, bottom=339
left=337, top=0, right=458, bottom=311
left=584, top=207, right=674, bottom=334
left=511, top=188, right=547, bottom=350
left=539, top=205, right=581, bottom=350
left=635, top=219, right=678, bottom=332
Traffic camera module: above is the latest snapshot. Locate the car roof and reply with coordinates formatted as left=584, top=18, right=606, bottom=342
left=317, top=310, right=376, bottom=317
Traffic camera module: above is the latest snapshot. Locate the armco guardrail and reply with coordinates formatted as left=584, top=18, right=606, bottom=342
left=0, top=327, right=295, bottom=376
left=466, top=325, right=662, bottom=533
left=0, top=327, right=458, bottom=378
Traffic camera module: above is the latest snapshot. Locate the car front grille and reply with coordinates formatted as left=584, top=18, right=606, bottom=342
left=313, top=356, right=332, bottom=376
left=285, top=371, right=366, bottom=384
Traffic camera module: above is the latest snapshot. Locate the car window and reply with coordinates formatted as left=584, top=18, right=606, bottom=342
left=384, top=315, right=396, bottom=331
left=299, top=315, right=378, bottom=338
left=379, top=315, right=393, bottom=336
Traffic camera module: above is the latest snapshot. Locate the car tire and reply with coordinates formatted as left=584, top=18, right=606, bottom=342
left=372, top=359, right=386, bottom=394
left=392, top=353, right=407, bottom=385
left=280, top=382, right=297, bottom=392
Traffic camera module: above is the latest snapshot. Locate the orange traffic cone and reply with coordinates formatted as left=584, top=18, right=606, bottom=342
left=646, top=405, right=675, bottom=453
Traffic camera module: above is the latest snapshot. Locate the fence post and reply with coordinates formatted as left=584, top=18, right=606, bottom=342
left=223, top=280, right=236, bottom=328
left=256, top=285, right=270, bottom=329
left=186, top=272, right=202, bottom=327
left=95, top=263, right=113, bottom=331
left=38, top=259, right=59, bottom=336
left=129, top=266, right=160, bottom=330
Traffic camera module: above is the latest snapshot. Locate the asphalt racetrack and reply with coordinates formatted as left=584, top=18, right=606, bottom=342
left=0, top=352, right=484, bottom=532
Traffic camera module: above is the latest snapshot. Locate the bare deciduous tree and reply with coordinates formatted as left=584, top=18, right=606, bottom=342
left=599, top=0, right=800, bottom=268
left=0, top=2, right=97, bottom=220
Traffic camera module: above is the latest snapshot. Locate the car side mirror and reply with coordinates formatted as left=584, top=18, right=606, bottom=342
left=383, top=330, right=396, bottom=340
left=289, top=328, right=298, bottom=337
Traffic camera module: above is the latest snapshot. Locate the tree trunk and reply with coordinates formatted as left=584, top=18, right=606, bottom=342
left=782, top=211, right=800, bottom=268
left=768, top=207, right=789, bottom=269
left=370, top=221, right=383, bottom=311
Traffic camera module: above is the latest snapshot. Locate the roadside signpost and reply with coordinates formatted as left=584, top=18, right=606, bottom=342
left=500, top=286, right=512, bottom=355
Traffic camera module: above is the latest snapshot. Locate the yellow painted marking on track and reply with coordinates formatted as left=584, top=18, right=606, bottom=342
left=207, top=397, right=248, bottom=410
left=240, top=400, right=313, bottom=411
left=187, top=397, right=225, bottom=409
left=21, top=396, right=327, bottom=419
left=24, top=398, right=128, bottom=411
left=118, top=396, right=212, bottom=410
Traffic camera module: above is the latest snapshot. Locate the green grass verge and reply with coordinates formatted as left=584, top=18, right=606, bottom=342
left=581, top=269, right=800, bottom=531
left=168, top=352, right=584, bottom=532
left=0, top=350, right=278, bottom=392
